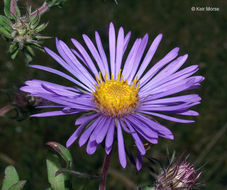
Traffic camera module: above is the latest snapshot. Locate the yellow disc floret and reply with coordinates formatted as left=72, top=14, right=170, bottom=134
left=93, top=70, right=140, bottom=117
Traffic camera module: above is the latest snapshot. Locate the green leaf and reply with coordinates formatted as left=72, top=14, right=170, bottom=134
left=35, top=23, right=48, bottom=33
left=46, top=154, right=67, bottom=190
left=4, top=0, right=14, bottom=20
left=0, top=15, right=12, bottom=31
left=35, top=35, right=51, bottom=40
left=0, top=26, right=12, bottom=38
left=1, top=165, right=19, bottom=190
left=4, top=0, right=21, bottom=19
left=8, top=180, right=26, bottom=190
left=14, top=3, right=21, bottom=18
left=9, top=43, right=18, bottom=53
left=46, top=142, right=72, bottom=169
left=26, top=46, right=35, bottom=56
left=24, top=51, right=33, bottom=63
left=10, top=49, right=19, bottom=59
left=30, top=12, right=41, bottom=28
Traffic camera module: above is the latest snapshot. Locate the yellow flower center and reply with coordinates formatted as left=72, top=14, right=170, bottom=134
left=93, top=71, right=140, bottom=117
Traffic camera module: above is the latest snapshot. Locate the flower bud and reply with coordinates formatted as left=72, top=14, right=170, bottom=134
left=155, top=159, right=201, bottom=190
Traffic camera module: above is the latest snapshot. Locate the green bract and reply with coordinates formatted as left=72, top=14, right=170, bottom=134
left=0, top=0, right=68, bottom=63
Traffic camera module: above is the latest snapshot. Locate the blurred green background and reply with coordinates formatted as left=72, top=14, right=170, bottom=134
left=0, top=0, right=226, bottom=189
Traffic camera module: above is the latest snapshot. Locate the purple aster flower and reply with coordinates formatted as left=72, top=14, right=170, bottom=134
left=21, top=23, right=204, bottom=170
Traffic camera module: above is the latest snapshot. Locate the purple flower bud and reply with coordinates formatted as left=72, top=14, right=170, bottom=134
left=155, top=159, right=202, bottom=190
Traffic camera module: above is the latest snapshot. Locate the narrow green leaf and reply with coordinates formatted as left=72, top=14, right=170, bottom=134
left=35, top=23, right=48, bottom=33
left=46, top=142, right=72, bottom=169
left=14, top=3, right=21, bottom=18
left=8, top=180, right=26, bottom=190
left=35, top=35, right=51, bottom=40
left=4, top=0, right=14, bottom=20
left=9, top=43, right=18, bottom=53
left=30, top=12, right=41, bottom=28
left=24, top=52, right=33, bottom=63
left=30, top=42, right=43, bottom=50
left=0, top=26, right=12, bottom=38
left=0, top=15, right=12, bottom=32
left=26, top=46, right=35, bottom=56
left=1, top=165, right=19, bottom=190
left=11, top=49, right=19, bottom=59
left=46, top=154, right=66, bottom=190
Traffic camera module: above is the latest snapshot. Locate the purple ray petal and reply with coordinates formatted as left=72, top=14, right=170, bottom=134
left=140, top=47, right=180, bottom=87
left=141, top=94, right=201, bottom=105
left=66, top=114, right=99, bottom=147
left=71, top=38, right=99, bottom=78
left=117, top=119, right=127, bottom=168
left=133, top=113, right=174, bottom=139
left=79, top=116, right=102, bottom=147
left=45, top=46, right=94, bottom=89
left=136, top=151, right=143, bottom=171
left=66, top=124, right=86, bottom=147
left=147, top=54, right=188, bottom=86
left=109, top=22, right=116, bottom=79
left=115, top=27, right=125, bottom=78
left=105, top=118, right=115, bottom=152
left=95, top=31, right=110, bottom=79
left=177, top=110, right=199, bottom=116
left=138, top=102, right=200, bottom=113
left=31, top=110, right=80, bottom=117
left=146, top=76, right=205, bottom=96
left=96, top=117, right=112, bottom=144
left=128, top=34, right=149, bottom=84
left=29, top=92, right=94, bottom=110
left=136, top=34, right=163, bottom=79
left=119, top=119, right=131, bottom=133
left=125, top=116, right=158, bottom=144
left=71, top=48, right=87, bottom=66
left=140, top=77, right=203, bottom=101
left=122, top=38, right=142, bottom=79
left=123, top=31, right=131, bottom=53
left=105, top=145, right=112, bottom=155
left=75, top=113, right=100, bottom=125
left=89, top=116, right=106, bottom=142
left=138, top=110, right=194, bottom=123
left=86, top=138, right=98, bottom=155
left=140, top=65, right=200, bottom=95
left=124, top=119, right=146, bottom=155
left=29, top=65, right=92, bottom=92
left=56, top=39, right=96, bottom=90
left=82, top=34, right=106, bottom=78
left=126, top=115, right=158, bottom=138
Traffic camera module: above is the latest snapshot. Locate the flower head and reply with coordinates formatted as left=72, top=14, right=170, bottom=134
left=155, top=158, right=202, bottom=190
left=21, top=23, right=204, bottom=170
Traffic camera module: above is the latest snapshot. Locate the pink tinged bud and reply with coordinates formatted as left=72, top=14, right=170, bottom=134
left=155, top=160, right=202, bottom=190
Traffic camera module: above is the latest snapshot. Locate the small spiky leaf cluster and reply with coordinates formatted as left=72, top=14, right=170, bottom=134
left=0, top=0, right=68, bottom=62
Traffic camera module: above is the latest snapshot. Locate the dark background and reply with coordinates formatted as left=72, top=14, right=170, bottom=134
left=0, top=0, right=226, bottom=189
